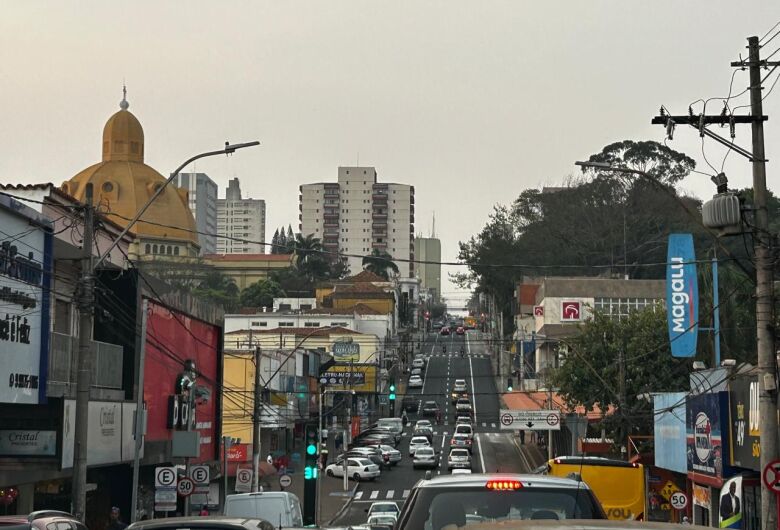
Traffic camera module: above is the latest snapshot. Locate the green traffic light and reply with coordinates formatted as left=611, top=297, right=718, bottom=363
left=389, top=393, right=396, bottom=400
left=306, top=444, right=317, bottom=455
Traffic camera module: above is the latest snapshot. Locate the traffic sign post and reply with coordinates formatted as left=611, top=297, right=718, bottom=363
left=279, top=474, right=292, bottom=489
left=499, top=409, right=561, bottom=431
left=190, top=465, right=210, bottom=494
left=154, top=466, right=178, bottom=512
left=177, top=477, right=195, bottom=498
left=235, top=468, right=252, bottom=493
left=762, top=459, right=780, bottom=527
left=670, top=491, right=688, bottom=511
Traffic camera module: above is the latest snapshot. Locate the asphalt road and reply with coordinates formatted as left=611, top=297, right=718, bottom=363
left=328, top=330, right=533, bottom=527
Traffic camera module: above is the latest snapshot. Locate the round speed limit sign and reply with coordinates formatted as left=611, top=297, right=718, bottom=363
left=670, top=491, right=688, bottom=510
left=177, top=477, right=195, bottom=497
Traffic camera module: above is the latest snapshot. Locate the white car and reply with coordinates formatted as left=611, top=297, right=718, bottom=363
left=367, top=501, right=400, bottom=518
left=455, top=423, right=474, bottom=440
left=325, top=457, right=380, bottom=481
left=411, top=367, right=423, bottom=377
left=451, top=468, right=472, bottom=475
left=366, top=514, right=397, bottom=527
left=453, top=379, right=467, bottom=392
left=408, top=436, right=431, bottom=456
left=412, top=358, right=426, bottom=370
left=447, top=448, right=472, bottom=470
left=408, top=375, right=423, bottom=388
left=415, top=419, right=432, bottom=429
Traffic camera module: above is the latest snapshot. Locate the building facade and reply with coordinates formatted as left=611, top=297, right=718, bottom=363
left=217, top=178, right=266, bottom=254
left=174, top=172, right=218, bottom=254
left=299, top=167, right=415, bottom=276
left=414, top=237, right=441, bottom=301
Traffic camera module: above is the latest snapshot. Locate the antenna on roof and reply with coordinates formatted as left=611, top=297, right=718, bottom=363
left=431, top=211, right=436, bottom=238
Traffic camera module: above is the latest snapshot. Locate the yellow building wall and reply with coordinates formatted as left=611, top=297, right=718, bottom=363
left=222, top=354, right=254, bottom=441
left=315, top=286, right=334, bottom=306
left=332, top=297, right=393, bottom=314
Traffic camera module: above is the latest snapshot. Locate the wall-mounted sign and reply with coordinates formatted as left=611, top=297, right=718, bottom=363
left=0, top=199, right=52, bottom=404
left=332, top=341, right=360, bottom=362
left=0, top=429, right=56, bottom=456
left=687, top=392, right=726, bottom=478
left=666, top=233, right=698, bottom=358
left=319, top=365, right=376, bottom=393
left=533, top=306, right=544, bottom=317
left=62, top=400, right=139, bottom=468
left=560, top=301, right=581, bottom=321
left=730, top=375, right=760, bottom=471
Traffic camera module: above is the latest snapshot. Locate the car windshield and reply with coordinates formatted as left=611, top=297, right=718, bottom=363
left=457, top=399, right=470, bottom=405
left=411, top=437, right=429, bottom=444
left=372, top=503, right=399, bottom=514
left=358, top=458, right=374, bottom=466
left=450, top=449, right=469, bottom=457
left=402, top=486, right=603, bottom=529
left=425, top=402, right=437, bottom=408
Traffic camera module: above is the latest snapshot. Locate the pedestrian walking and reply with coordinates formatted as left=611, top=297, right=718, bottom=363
left=106, top=507, right=128, bottom=530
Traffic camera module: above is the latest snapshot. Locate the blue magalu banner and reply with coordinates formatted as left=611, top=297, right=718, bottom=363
left=666, top=233, right=698, bottom=358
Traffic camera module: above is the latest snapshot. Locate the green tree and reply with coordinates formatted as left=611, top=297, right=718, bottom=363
left=291, top=233, right=330, bottom=281
left=271, top=228, right=280, bottom=253
left=192, top=270, right=240, bottom=312
left=328, top=257, right=351, bottom=280
left=240, top=279, right=285, bottom=309
left=362, top=249, right=400, bottom=280
left=550, top=307, right=689, bottom=445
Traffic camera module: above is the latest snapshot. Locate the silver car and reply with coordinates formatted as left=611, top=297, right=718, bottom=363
left=447, top=448, right=472, bottom=470
left=408, top=436, right=431, bottom=456
left=413, top=447, right=439, bottom=469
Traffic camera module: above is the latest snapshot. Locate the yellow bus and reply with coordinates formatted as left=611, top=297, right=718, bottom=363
left=540, top=456, right=645, bottom=521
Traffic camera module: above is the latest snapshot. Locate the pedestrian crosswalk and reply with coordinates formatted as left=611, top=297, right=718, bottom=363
left=354, top=489, right=411, bottom=502
left=428, top=353, right=488, bottom=358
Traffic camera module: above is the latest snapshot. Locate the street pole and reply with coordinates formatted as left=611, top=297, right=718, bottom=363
left=184, top=372, right=195, bottom=515
left=222, top=437, right=230, bottom=512
left=746, top=35, right=778, bottom=530
left=252, top=346, right=262, bottom=492
left=316, top=388, right=323, bottom=524
left=130, top=299, right=148, bottom=523
left=72, top=183, right=95, bottom=522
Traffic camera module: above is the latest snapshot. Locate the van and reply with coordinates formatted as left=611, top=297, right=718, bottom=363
left=224, top=491, right=303, bottom=527
left=376, top=417, right=404, bottom=436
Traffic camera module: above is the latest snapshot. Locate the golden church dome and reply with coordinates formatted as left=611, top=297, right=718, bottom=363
left=61, top=91, right=199, bottom=248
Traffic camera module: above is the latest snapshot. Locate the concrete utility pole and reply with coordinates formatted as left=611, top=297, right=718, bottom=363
left=252, top=345, right=262, bottom=492
left=648, top=35, right=779, bottom=529
left=72, top=183, right=95, bottom=522
left=130, top=299, right=149, bottom=523
left=745, top=36, right=778, bottom=529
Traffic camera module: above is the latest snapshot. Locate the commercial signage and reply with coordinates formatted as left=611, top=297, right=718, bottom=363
left=718, top=475, right=743, bottom=529
left=0, top=198, right=52, bottom=405
left=654, top=392, right=687, bottom=474
left=61, top=400, right=140, bottom=468
left=560, top=301, right=581, bottom=321
left=729, top=375, right=760, bottom=471
left=686, top=392, right=726, bottom=478
left=666, top=233, right=698, bottom=358
left=692, top=484, right=710, bottom=508
left=319, top=365, right=376, bottom=393
left=144, top=301, right=219, bottom=463
left=332, top=341, right=360, bottom=362
left=0, top=429, right=56, bottom=456
left=227, top=443, right=249, bottom=461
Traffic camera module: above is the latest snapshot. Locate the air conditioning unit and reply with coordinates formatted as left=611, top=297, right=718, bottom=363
left=702, top=193, right=742, bottom=235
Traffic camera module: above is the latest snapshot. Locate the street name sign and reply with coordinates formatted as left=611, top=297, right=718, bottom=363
left=499, top=409, right=561, bottom=431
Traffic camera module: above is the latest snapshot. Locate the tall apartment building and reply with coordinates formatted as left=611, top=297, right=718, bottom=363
left=217, top=178, right=266, bottom=254
left=299, top=166, right=415, bottom=276
left=414, top=236, right=441, bottom=301
left=174, top=172, right=218, bottom=254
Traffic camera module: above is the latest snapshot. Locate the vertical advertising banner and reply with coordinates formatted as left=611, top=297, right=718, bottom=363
left=718, top=475, right=743, bottom=529
left=729, top=376, right=760, bottom=471
left=0, top=202, right=51, bottom=404
left=144, top=300, right=219, bottom=463
left=687, top=392, right=724, bottom=478
left=666, top=233, right=698, bottom=358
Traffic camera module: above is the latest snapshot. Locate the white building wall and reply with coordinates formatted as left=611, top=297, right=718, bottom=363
left=216, top=179, right=265, bottom=254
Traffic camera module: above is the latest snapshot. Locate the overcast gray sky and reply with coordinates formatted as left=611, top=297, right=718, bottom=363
left=2, top=2, right=779, bottom=304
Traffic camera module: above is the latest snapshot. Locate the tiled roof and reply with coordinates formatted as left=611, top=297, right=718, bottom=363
left=345, top=270, right=388, bottom=283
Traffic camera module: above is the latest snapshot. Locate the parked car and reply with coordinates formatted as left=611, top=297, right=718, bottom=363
left=449, top=432, right=472, bottom=452
left=411, top=367, right=423, bottom=377
left=411, top=358, right=426, bottom=370
left=224, top=491, right=303, bottom=527
left=325, top=457, right=381, bottom=481
left=408, top=435, right=431, bottom=456
left=354, top=433, right=396, bottom=448
left=370, top=444, right=402, bottom=465
left=340, top=449, right=385, bottom=467
left=401, top=395, right=419, bottom=412
left=374, top=418, right=404, bottom=437
left=421, top=401, right=440, bottom=417
left=408, top=375, right=423, bottom=388
left=127, top=517, right=283, bottom=530
left=0, top=511, right=87, bottom=530
left=412, top=446, right=439, bottom=469
left=447, top=448, right=472, bottom=470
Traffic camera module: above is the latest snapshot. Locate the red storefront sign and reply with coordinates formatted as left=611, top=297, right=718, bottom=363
left=228, top=444, right=248, bottom=462
left=144, top=300, right=219, bottom=463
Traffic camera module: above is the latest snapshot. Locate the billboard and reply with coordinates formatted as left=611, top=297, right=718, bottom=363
left=61, top=400, right=140, bottom=468
left=687, top=392, right=726, bottom=478
left=0, top=199, right=52, bottom=404
left=729, top=375, right=760, bottom=471
left=666, top=233, right=698, bottom=358
left=331, top=341, right=360, bottom=362
left=654, top=392, right=687, bottom=474
left=144, top=300, right=219, bottom=463
left=319, top=365, right=377, bottom=393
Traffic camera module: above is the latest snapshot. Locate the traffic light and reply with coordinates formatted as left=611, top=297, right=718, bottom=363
left=303, top=424, right=318, bottom=525
left=388, top=380, right=396, bottom=401
left=507, top=378, right=513, bottom=392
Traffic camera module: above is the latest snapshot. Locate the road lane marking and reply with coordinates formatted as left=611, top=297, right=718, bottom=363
left=386, top=490, right=394, bottom=499
left=370, top=490, right=379, bottom=500
left=402, top=489, right=410, bottom=498
left=354, top=491, right=363, bottom=500
left=468, top=343, right=478, bottom=420
left=476, top=433, right=487, bottom=473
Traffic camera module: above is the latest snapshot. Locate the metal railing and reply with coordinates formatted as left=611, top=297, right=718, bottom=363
left=48, top=332, right=124, bottom=390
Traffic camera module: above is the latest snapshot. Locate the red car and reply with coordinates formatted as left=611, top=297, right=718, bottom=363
left=440, top=326, right=451, bottom=335
left=456, top=326, right=465, bottom=335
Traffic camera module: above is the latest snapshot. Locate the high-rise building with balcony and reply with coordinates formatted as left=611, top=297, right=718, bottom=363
left=174, top=172, right=218, bottom=255
left=217, top=178, right=266, bottom=254
left=299, top=167, right=415, bottom=276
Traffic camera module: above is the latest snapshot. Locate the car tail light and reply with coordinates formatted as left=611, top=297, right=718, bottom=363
left=486, top=480, right=523, bottom=491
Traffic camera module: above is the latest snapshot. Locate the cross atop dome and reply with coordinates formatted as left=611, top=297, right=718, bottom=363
left=120, top=84, right=129, bottom=111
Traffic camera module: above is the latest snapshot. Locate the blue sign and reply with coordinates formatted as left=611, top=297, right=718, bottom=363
left=666, top=234, right=698, bottom=358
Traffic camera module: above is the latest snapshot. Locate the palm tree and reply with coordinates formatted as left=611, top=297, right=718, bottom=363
left=193, top=270, right=240, bottom=311
left=362, top=249, right=399, bottom=280
left=291, top=233, right=329, bottom=281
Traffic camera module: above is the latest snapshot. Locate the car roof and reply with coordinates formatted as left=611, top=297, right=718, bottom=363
left=410, top=436, right=429, bottom=442
left=413, top=473, right=592, bottom=490
left=370, top=501, right=399, bottom=508
left=127, top=516, right=292, bottom=530
left=415, top=446, right=434, bottom=452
